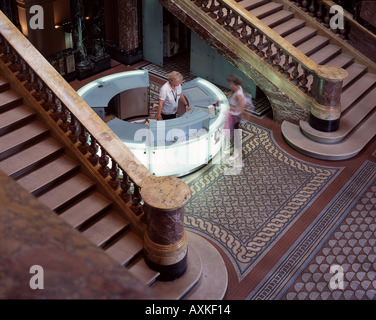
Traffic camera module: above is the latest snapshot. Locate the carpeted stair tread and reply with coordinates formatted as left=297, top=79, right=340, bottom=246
left=0, top=104, right=35, bottom=136
left=105, top=231, right=144, bottom=266
left=261, top=10, right=294, bottom=28
left=0, top=137, right=64, bottom=178
left=81, top=210, right=130, bottom=247
left=325, top=53, right=354, bottom=69
left=272, top=18, right=306, bottom=37
left=342, top=62, right=368, bottom=90
left=37, top=173, right=96, bottom=212
left=284, top=26, right=317, bottom=47
left=16, top=154, right=79, bottom=195
left=341, top=72, right=376, bottom=112
left=248, top=2, right=283, bottom=18
left=0, top=120, right=49, bottom=160
left=237, top=0, right=270, bottom=11
left=0, top=89, right=22, bottom=111
left=309, top=44, right=342, bottom=65
left=127, top=256, right=160, bottom=286
left=295, top=35, right=329, bottom=56
left=59, top=191, right=113, bottom=229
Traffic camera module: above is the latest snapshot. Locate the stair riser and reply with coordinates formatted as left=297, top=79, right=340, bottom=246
left=263, top=12, right=294, bottom=28
left=239, top=0, right=270, bottom=11
left=74, top=205, right=113, bottom=231
left=0, top=81, right=10, bottom=93
left=250, top=4, right=283, bottom=19
left=342, top=68, right=368, bottom=91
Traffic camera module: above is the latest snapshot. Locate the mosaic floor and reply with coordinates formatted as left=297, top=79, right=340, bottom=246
left=182, top=121, right=342, bottom=280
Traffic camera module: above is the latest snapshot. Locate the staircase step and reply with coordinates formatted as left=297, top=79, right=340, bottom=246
left=127, top=256, right=160, bottom=286
left=37, top=173, right=96, bottom=212
left=237, top=0, right=270, bottom=11
left=0, top=120, right=50, bottom=160
left=0, top=76, right=10, bottom=92
left=261, top=10, right=294, bottom=28
left=325, top=53, right=355, bottom=69
left=0, top=89, right=22, bottom=112
left=301, top=87, right=376, bottom=144
left=284, top=26, right=317, bottom=47
left=0, top=137, right=64, bottom=178
left=81, top=210, right=130, bottom=247
left=272, top=18, right=306, bottom=37
left=105, top=231, right=144, bottom=266
left=296, top=35, right=329, bottom=56
left=0, top=104, right=35, bottom=136
left=309, top=44, right=342, bottom=65
left=341, top=72, right=376, bottom=112
left=249, top=2, right=283, bottom=19
left=282, top=111, right=376, bottom=160
left=342, top=63, right=368, bottom=90
left=59, top=192, right=113, bottom=229
left=16, top=155, right=79, bottom=195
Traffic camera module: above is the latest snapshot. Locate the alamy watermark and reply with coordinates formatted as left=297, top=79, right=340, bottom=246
left=29, top=5, right=44, bottom=30
left=29, top=265, right=44, bottom=290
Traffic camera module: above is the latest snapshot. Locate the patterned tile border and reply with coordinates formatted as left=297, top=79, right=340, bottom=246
left=248, top=160, right=376, bottom=300
left=183, top=121, right=342, bottom=280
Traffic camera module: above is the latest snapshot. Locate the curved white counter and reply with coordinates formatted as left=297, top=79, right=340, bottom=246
left=77, top=70, right=229, bottom=176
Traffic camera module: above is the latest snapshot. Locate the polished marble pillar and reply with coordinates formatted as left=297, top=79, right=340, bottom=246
left=141, top=176, right=190, bottom=281
left=105, top=0, right=142, bottom=65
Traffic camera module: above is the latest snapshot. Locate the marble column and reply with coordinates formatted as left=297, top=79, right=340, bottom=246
left=118, top=0, right=139, bottom=51
left=16, top=0, right=65, bottom=56
left=141, top=176, right=191, bottom=281
left=70, top=0, right=90, bottom=67
left=309, top=65, right=348, bottom=132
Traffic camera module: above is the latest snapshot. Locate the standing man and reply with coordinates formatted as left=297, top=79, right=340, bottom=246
left=157, top=71, right=190, bottom=120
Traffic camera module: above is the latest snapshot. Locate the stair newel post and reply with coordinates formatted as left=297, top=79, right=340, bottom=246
left=309, top=65, right=348, bottom=132
left=141, top=176, right=190, bottom=281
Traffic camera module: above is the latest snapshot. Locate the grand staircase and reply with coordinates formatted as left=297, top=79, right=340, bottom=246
left=161, top=0, right=376, bottom=160
left=0, top=74, right=227, bottom=299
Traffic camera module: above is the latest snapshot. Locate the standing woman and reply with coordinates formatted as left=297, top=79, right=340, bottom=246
left=224, top=74, right=246, bottom=160
left=157, top=71, right=190, bottom=120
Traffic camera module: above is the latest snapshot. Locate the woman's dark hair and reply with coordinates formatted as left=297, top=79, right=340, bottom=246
left=226, top=74, right=242, bottom=86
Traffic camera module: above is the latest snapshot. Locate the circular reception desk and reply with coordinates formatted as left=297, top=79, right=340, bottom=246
left=77, top=70, right=229, bottom=177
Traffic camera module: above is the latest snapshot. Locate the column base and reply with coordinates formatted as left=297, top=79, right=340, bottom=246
left=144, top=250, right=188, bottom=281
left=309, top=113, right=340, bottom=132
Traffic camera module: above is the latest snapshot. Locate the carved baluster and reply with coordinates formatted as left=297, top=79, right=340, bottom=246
left=299, top=68, right=310, bottom=92
left=217, top=4, right=225, bottom=25
left=273, top=46, right=282, bottom=71
left=16, top=58, right=29, bottom=82
left=49, top=94, right=60, bottom=123
left=78, top=126, right=89, bottom=155
left=68, top=114, right=79, bottom=144
left=194, top=0, right=203, bottom=7
left=316, top=2, right=323, bottom=22
left=339, top=23, right=347, bottom=39
left=240, top=19, right=249, bottom=44
left=120, top=173, right=132, bottom=202
left=257, top=34, right=265, bottom=57
left=291, top=60, right=300, bottom=84
left=231, top=14, right=241, bottom=37
left=98, top=147, right=109, bottom=178
left=209, top=0, right=218, bottom=18
left=202, top=0, right=210, bottom=12
left=108, top=161, right=120, bottom=190
left=131, top=182, right=143, bottom=216
left=248, top=27, right=257, bottom=50
left=323, top=5, right=330, bottom=28
left=224, top=7, right=232, bottom=32
left=283, top=53, right=291, bottom=78
left=59, top=103, right=69, bottom=133
left=9, top=48, right=21, bottom=73
left=88, top=136, right=99, bottom=166
left=301, top=0, right=308, bottom=12
left=265, top=40, right=273, bottom=64
left=308, top=0, right=316, bottom=17
left=24, top=67, right=37, bottom=92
